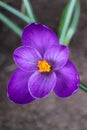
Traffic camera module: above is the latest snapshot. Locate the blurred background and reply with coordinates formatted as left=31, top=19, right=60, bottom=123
left=0, top=0, right=87, bottom=130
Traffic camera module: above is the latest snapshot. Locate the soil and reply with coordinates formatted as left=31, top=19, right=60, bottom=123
left=0, top=0, right=87, bottom=130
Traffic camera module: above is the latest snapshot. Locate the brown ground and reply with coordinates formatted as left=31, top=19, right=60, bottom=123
left=0, top=0, right=87, bottom=130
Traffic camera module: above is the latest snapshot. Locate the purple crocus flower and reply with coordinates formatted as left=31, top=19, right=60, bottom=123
left=7, top=23, right=80, bottom=104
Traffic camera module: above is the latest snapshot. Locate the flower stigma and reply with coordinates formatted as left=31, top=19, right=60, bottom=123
left=38, top=60, right=51, bottom=72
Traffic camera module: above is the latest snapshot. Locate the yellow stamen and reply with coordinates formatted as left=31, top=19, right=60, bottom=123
left=38, top=60, right=51, bottom=72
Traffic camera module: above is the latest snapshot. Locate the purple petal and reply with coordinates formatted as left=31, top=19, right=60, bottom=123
left=7, top=69, right=35, bottom=104
left=54, top=60, right=80, bottom=98
left=28, top=71, right=57, bottom=98
left=14, top=46, right=42, bottom=72
left=22, top=23, right=59, bottom=56
left=44, top=45, right=69, bottom=70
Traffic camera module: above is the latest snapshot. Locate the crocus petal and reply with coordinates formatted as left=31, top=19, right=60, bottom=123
left=28, top=71, right=57, bottom=98
left=7, top=69, right=35, bottom=104
left=54, top=60, right=80, bottom=98
left=22, top=23, right=59, bottom=56
left=14, top=46, right=42, bottom=72
left=44, top=45, right=69, bottom=70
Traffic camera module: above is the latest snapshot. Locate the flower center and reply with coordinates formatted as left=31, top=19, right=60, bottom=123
left=38, top=60, right=51, bottom=72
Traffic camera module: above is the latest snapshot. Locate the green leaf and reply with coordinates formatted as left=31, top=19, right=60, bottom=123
left=0, top=13, right=22, bottom=36
left=64, top=0, right=80, bottom=45
left=0, top=1, right=31, bottom=23
left=59, top=0, right=76, bottom=44
left=58, top=3, right=69, bottom=37
left=22, top=0, right=36, bottom=22
left=80, top=83, right=87, bottom=92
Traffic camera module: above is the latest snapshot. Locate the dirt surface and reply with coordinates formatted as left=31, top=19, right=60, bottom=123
left=0, top=0, right=87, bottom=130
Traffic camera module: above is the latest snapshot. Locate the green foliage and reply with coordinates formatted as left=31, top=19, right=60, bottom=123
left=59, top=0, right=80, bottom=45
left=0, top=0, right=36, bottom=36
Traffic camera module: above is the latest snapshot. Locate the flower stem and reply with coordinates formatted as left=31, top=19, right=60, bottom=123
left=0, top=13, right=22, bottom=36
left=22, top=0, right=36, bottom=22
left=80, top=83, right=87, bottom=92
left=0, top=1, right=30, bottom=23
